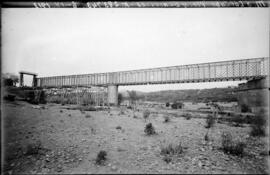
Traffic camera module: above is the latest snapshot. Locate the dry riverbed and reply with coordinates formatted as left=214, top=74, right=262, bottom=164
left=2, top=101, right=269, bottom=174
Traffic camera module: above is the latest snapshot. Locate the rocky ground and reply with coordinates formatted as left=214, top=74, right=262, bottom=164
left=2, top=100, right=269, bottom=174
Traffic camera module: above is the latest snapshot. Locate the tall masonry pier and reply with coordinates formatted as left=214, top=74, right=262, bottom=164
left=108, top=85, right=118, bottom=106
left=36, top=57, right=269, bottom=106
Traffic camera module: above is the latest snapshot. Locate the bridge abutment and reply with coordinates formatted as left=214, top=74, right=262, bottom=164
left=107, top=85, right=118, bottom=106
left=236, top=78, right=269, bottom=113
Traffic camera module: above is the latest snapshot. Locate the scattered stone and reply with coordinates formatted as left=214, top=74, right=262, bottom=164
left=111, top=166, right=117, bottom=171
left=117, top=147, right=126, bottom=152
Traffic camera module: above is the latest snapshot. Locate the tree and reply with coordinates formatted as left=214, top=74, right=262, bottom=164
left=2, top=73, right=19, bottom=87
left=118, top=93, right=123, bottom=106
left=127, top=90, right=138, bottom=105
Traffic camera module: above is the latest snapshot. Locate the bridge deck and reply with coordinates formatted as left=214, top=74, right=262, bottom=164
left=37, top=57, right=269, bottom=87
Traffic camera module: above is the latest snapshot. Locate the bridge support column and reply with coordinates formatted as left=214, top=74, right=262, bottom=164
left=107, top=85, right=118, bottom=106
left=236, top=78, right=269, bottom=114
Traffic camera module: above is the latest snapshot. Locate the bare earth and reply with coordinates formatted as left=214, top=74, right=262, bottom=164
left=2, top=101, right=269, bottom=174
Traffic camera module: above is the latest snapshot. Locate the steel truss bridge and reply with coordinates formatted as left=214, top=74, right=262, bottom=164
left=37, top=57, right=269, bottom=88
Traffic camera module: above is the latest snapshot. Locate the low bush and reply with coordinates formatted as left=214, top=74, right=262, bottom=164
left=183, top=113, right=191, bottom=120
left=144, top=123, right=156, bottom=135
left=221, top=131, right=246, bottom=156
left=4, top=94, right=15, bottom=101
left=116, top=126, right=122, bottom=130
left=60, top=110, right=63, bottom=113
left=249, top=114, right=266, bottom=137
left=241, top=104, right=251, bottom=113
left=83, top=106, right=96, bottom=111
left=119, top=110, right=125, bottom=115
left=163, top=156, right=172, bottom=163
left=204, top=132, right=209, bottom=141
left=95, top=150, right=107, bottom=165
left=160, top=142, right=183, bottom=156
left=143, top=109, right=151, bottom=121
left=85, top=114, right=92, bottom=118
left=228, top=114, right=245, bottom=127
left=163, top=116, right=170, bottom=123
left=25, top=141, right=42, bottom=155
left=205, top=114, right=215, bottom=128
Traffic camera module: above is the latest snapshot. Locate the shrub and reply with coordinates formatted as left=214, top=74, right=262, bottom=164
left=221, top=131, right=246, bottom=156
left=60, top=110, right=63, bottom=113
left=163, top=116, right=170, bottom=123
left=171, top=102, right=184, bottom=109
left=4, top=95, right=15, bottom=101
left=25, top=141, right=42, bottom=155
left=163, top=156, right=172, bottom=163
left=241, top=104, right=251, bottom=113
left=143, top=109, right=151, bottom=121
left=133, top=115, right=138, bottom=119
left=81, top=106, right=96, bottom=111
left=95, top=150, right=107, bottom=165
left=144, top=123, right=156, bottom=135
left=116, top=126, right=122, bottom=130
left=205, top=114, right=215, bottom=128
left=85, top=114, right=92, bottom=118
left=229, top=114, right=245, bottom=127
left=183, top=113, right=191, bottom=120
left=160, top=142, right=183, bottom=156
left=119, top=110, right=125, bottom=115
left=204, top=132, right=209, bottom=141
left=165, top=102, right=170, bottom=107
left=250, top=114, right=266, bottom=137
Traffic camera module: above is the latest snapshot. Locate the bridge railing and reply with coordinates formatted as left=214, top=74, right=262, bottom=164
left=37, top=57, right=269, bottom=87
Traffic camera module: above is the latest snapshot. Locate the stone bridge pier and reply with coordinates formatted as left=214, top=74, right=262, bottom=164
left=107, top=85, right=118, bottom=106
left=236, top=78, right=269, bottom=114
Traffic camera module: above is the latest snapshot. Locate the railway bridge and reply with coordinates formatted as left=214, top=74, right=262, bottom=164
left=35, top=57, right=269, bottom=109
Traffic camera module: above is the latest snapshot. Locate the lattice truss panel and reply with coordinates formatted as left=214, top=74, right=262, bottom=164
left=38, top=57, right=268, bottom=87
left=45, top=87, right=108, bottom=106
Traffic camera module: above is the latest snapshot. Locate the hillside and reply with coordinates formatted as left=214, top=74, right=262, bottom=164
left=121, top=87, right=238, bottom=103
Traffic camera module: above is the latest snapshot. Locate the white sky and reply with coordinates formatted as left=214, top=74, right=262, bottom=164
left=2, top=8, right=269, bottom=91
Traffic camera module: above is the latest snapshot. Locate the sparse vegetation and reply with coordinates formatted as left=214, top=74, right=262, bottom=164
left=183, top=113, right=192, bottom=120
left=119, top=109, right=125, bottom=115
left=143, top=109, right=150, bottom=122
left=163, top=156, right=172, bottom=163
left=204, top=130, right=209, bottom=141
left=116, top=126, right=122, bottom=130
left=95, top=150, right=107, bottom=165
left=163, top=116, right=170, bottom=123
left=127, top=90, right=138, bottom=107
left=118, top=93, right=123, bottom=106
left=60, top=110, right=63, bottom=113
left=160, top=142, right=184, bottom=156
left=250, top=113, right=266, bottom=137
left=4, top=95, right=16, bottom=101
left=171, top=101, right=184, bottom=109
left=144, top=123, right=156, bottom=135
left=241, top=104, right=251, bottom=113
left=205, top=114, right=215, bottom=128
left=221, top=131, right=246, bottom=156
left=3, top=73, right=19, bottom=87
left=85, top=114, right=92, bottom=118
left=25, top=141, right=42, bottom=155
